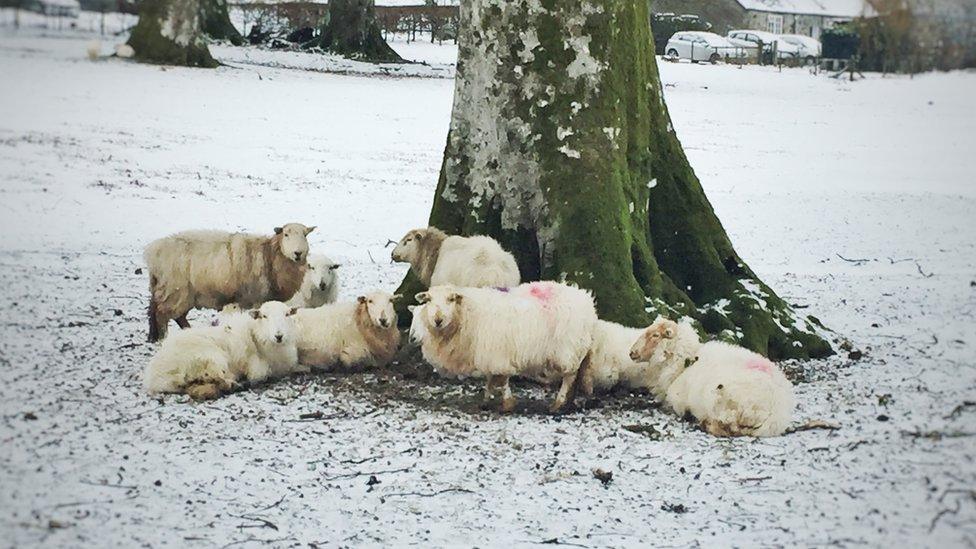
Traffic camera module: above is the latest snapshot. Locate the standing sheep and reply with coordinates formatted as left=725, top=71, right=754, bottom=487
left=293, top=291, right=401, bottom=370
left=144, top=301, right=303, bottom=400
left=287, top=254, right=341, bottom=308
left=629, top=317, right=796, bottom=437
left=390, top=227, right=520, bottom=288
left=414, top=282, right=596, bottom=413
left=144, top=223, right=315, bottom=342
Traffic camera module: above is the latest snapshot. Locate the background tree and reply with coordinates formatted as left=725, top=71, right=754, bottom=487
left=396, top=0, right=832, bottom=360
left=307, top=0, right=403, bottom=62
left=200, top=0, right=243, bottom=45
left=127, top=0, right=218, bottom=68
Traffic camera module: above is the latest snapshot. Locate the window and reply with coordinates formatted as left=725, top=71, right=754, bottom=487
left=767, top=14, right=784, bottom=34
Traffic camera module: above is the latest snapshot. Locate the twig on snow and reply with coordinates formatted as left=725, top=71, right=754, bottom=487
left=254, top=493, right=287, bottom=512
left=915, top=261, right=934, bottom=278
left=737, top=476, right=772, bottom=482
left=383, top=487, right=473, bottom=499
left=836, top=253, right=870, bottom=265
left=944, top=399, right=976, bottom=420
left=232, top=514, right=278, bottom=531
left=930, top=499, right=962, bottom=532
left=786, top=420, right=841, bottom=434
left=322, top=465, right=414, bottom=482
left=533, top=538, right=590, bottom=548
left=78, top=480, right=137, bottom=490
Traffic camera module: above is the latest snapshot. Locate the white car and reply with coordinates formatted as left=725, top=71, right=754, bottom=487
left=664, top=31, right=748, bottom=63
left=779, top=34, right=822, bottom=62
left=727, top=30, right=800, bottom=60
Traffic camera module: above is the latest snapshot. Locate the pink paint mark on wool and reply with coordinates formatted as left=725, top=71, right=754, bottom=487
left=746, top=358, right=773, bottom=375
left=528, top=283, right=555, bottom=303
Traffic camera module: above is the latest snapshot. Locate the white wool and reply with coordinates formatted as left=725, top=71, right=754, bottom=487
left=114, top=43, right=135, bottom=59
left=287, top=254, right=340, bottom=308
left=431, top=235, right=520, bottom=288
left=581, top=320, right=663, bottom=396
left=293, top=291, right=398, bottom=369
left=86, top=41, right=100, bottom=61
left=630, top=317, right=795, bottom=437
left=417, top=282, right=596, bottom=382
left=144, top=301, right=302, bottom=396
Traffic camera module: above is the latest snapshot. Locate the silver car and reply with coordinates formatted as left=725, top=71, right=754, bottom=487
left=664, top=31, right=748, bottom=64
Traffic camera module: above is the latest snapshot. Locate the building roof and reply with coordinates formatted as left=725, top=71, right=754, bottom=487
left=735, top=0, right=870, bottom=18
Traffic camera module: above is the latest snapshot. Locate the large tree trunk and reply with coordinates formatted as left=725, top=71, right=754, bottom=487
left=199, top=0, right=243, bottom=45
left=397, top=0, right=832, bottom=360
left=127, top=0, right=218, bottom=68
left=308, top=0, right=403, bottom=62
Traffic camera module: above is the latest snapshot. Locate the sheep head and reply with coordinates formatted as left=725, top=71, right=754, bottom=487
left=274, top=223, right=314, bottom=264
left=357, top=291, right=397, bottom=329
left=629, top=316, right=678, bottom=362
left=248, top=301, right=298, bottom=347
left=390, top=228, right=425, bottom=264
left=420, top=286, right=463, bottom=334
left=305, top=254, right=339, bottom=292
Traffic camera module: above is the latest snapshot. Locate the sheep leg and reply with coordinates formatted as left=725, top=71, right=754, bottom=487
left=549, top=372, right=577, bottom=414
left=483, top=375, right=501, bottom=402
left=176, top=313, right=191, bottom=329
left=499, top=377, right=517, bottom=414
left=147, top=297, right=161, bottom=342
left=185, top=382, right=222, bottom=401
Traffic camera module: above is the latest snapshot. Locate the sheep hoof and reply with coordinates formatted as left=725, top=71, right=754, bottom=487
left=186, top=383, right=221, bottom=401
left=548, top=400, right=567, bottom=415
left=499, top=397, right=517, bottom=414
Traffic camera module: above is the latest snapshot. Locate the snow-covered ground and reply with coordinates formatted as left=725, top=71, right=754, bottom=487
left=1, top=22, right=976, bottom=548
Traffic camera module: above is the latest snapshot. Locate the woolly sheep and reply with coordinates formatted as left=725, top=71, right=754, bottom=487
left=391, top=227, right=520, bottom=288
left=144, top=223, right=315, bottom=342
left=144, top=301, right=303, bottom=400
left=577, top=320, right=678, bottom=399
left=293, top=291, right=400, bottom=370
left=414, top=281, right=596, bottom=413
left=629, top=317, right=795, bottom=437
left=286, top=254, right=340, bottom=309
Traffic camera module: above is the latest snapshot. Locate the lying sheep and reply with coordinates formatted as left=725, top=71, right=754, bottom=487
left=144, top=223, right=314, bottom=342
left=293, top=291, right=400, bottom=370
left=629, top=317, right=795, bottom=437
left=144, top=301, right=303, bottom=400
left=577, top=320, right=679, bottom=400
left=287, top=254, right=340, bottom=309
left=414, top=282, right=596, bottom=413
left=391, top=227, right=520, bottom=288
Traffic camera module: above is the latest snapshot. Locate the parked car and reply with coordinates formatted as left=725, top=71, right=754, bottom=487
left=664, top=31, right=748, bottom=63
left=779, top=34, right=823, bottom=62
left=727, top=30, right=800, bottom=60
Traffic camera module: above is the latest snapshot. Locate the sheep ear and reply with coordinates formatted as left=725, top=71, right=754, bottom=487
left=663, top=327, right=675, bottom=338
left=304, top=225, right=316, bottom=236
left=288, top=307, right=298, bottom=316
left=329, top=264, right=340, bottom=270
left=407, top=305, right=416, bottom=312
left=415, top=292, right=430, bottom=304
left=391, top=293, right=403, bottom=302
left=274, top=226, right=283, bottom=235
left=249, top=310, right=261, bottom=319
left=357, top=296, right=367, bottom=304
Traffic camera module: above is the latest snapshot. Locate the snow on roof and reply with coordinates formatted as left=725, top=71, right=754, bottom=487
left=736, top=0, right=869, bottom=18
left=375, top=0, right=458, bottom=5
left=40, top=0, right=80, bottom=7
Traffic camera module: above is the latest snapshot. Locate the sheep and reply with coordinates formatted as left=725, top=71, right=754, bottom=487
left=114, top=43, right=135, bottom=59
left=576, top=320, right=675, bottom=399
left=144, top=223, right=315, bottom=342
left=293, top=291, right=401, bottom=370
left=391, top=227, right=520, bottom=289
left=414, top=281, right=596, bottom=413
left=628, top=317, right=795, bottom=437
left=144, top=301, right=303, bottom=400
left=286, top=254, right=340, bottom=309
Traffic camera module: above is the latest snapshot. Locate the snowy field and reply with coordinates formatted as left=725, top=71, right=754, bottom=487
left=1, top=18, right=976, bottom=548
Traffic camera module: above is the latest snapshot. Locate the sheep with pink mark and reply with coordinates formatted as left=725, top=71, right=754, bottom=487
left=628, top=317, right=795, bottom=437
left=413, top=281, right=597, bottom=413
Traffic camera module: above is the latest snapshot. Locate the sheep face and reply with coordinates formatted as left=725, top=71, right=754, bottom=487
left=358, top=292, right=397, bottom=329
left=415, top=287, right=462, bottom=333
left=390, top=229, right=424, bottom=263
left=629, top=317, right=678, bottom=362
left=274, top=223, right=315, bottom=264
left=249, top=301, right=298, bottom=347
left=306, top=255, right=340, bottom=291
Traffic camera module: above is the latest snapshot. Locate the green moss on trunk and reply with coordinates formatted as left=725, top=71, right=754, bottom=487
left=396, top=0, right=833, bottom=360
left=128, top=0, right=218, bottom=68
left=306, top=0, right=404, bottom=63
left=200, top=0, right=243, bottom=45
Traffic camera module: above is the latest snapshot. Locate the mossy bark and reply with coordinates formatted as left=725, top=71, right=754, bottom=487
left=397, top=0, right=832, bottom=360
left=306, top=0, right=403, bottom=63
left=127, top=0, right=218, bottom=68
left=200, top=0, right=243, bottom=45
